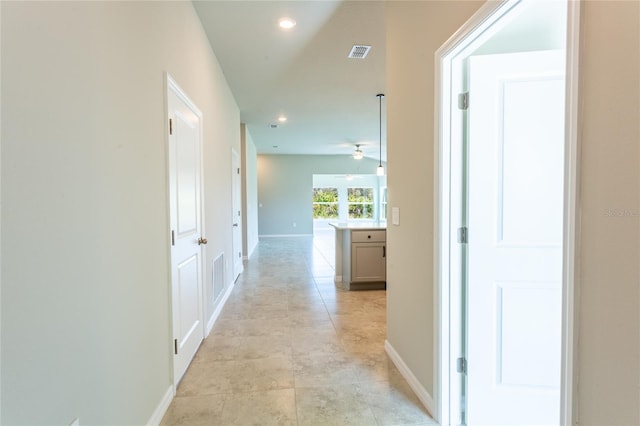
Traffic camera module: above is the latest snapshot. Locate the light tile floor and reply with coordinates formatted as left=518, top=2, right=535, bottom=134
left=161, top=235, right=435, bottom=426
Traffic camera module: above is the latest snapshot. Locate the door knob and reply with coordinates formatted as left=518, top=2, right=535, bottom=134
left=198, top=237, right=208, bottom=245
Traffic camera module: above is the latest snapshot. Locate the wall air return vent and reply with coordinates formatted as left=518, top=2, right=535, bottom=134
left=348, top=45, right=371, bottom=59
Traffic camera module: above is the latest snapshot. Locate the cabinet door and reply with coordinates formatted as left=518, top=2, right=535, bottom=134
left=351, top=243, right=386, bottom=282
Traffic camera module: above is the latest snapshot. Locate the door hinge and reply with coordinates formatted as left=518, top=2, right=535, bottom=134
left=457, top=227, right=468, bottom=244
left=237, top=167, right=240, bottom=174
left=458, top=92, right=469, bottom=110
left=169, top=118, right=173, bottom=135
left=457, top=357, right=467, bottom=374
left=171, top=230, right=175, bottom=246
left=174, top=338, right=178, bottom=355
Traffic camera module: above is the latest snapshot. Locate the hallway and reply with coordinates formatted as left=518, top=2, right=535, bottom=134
left=160, top=236, right=434, bottom=425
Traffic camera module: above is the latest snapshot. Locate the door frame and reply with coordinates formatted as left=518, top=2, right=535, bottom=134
left=165, top=72, right=206, bottom=387
left=231, top=148, right=243, bottom=281
left=433, top=1, right=581, bottom=424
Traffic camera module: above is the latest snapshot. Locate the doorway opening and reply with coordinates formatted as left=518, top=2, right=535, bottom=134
left=435, top=1, right=580, bottom=424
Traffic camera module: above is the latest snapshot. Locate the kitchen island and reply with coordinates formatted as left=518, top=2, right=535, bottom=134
left=329, top=222, right=387, bottom=290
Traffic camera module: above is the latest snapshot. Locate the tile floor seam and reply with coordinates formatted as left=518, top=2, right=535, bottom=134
left=292, top=386, right=301, bottom=426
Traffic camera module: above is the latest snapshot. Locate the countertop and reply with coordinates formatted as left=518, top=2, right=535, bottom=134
left=329, top=222, right=387, bottom=230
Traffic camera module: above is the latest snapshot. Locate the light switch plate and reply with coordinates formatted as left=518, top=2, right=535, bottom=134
left=392, top=207, right=400, bottom=225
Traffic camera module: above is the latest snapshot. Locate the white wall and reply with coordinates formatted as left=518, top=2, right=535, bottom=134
left=241, top=124, right=259, bottom=259
left=577, top=2, right=639, bottom=424
left=1, top=2, right=239, bottom=424
left=257, top=154, right=382, bottom=236
left=386, top=0, right=483, bottom=398
left=386, top=1, right=640, bottom=424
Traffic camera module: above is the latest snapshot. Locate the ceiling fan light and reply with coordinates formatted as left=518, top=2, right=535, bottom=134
left=353, top=145, right=364, bottom=160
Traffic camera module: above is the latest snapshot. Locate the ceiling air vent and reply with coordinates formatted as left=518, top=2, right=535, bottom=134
left=348, top=45, right=371, bottom=59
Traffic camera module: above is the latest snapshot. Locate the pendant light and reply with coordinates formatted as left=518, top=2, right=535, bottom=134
left=376, top=93, right=385, bottom=176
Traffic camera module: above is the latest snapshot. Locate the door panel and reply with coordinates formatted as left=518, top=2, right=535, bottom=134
left=177, top=255, right=200, bottom=342
left=176, top=112, right=198, bottom=235
left=168, top=78, right=204, bottom=385
left=499, top=77, right=565, bottom=246
left=498, top=283, right=562, bottom=387
left=351, top=243, right=386, bottom=282
left=173, top=111, right=199, bottom=236
left=466, top=50, right=565, bottom=425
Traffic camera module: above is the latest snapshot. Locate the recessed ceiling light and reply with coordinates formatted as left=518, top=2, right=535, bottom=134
left=278, top=116, right=287, bottom=123
left=278, top=17, right=296, bottom=30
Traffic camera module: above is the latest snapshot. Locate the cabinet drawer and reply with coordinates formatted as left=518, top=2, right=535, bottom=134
left=351, top=230, right=386, bottom=243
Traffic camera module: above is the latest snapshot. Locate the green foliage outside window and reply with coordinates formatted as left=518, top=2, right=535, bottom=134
left=348, top=188, right=374, bottom=219
left=313, top=188, right=339, bottom=219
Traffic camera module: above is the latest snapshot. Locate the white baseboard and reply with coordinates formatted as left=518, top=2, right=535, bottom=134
left=147, top=385, right=174, bottom=426
left=259, top=234, right=313, bottom=238
left=206, top=281, right=235, bottom=336
left=385, top=340, right=436, bottom=418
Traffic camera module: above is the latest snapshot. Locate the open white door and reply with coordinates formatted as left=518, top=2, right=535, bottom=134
left=167, top=76, right=205, bottom=385
left=231, top=149, right=243, bottom=280
left=466, top=50, right=565, bottom=425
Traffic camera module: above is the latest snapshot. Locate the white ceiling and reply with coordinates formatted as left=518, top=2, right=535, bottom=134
left=193, top=1, right=386, bottom=160
left=193, top=1, right=566, bottom=161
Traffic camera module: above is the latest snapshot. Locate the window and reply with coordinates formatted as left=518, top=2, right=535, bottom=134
left=348, top=187, right=374, bottom=219
left=380, top=187, right=388, bottom=221
left=313, top=187, right=339, bottom=219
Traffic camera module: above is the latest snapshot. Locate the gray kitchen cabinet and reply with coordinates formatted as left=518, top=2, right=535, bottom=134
left=329, top=223, right=387, bottom=290
left=350, top=231, right=386, bottom=283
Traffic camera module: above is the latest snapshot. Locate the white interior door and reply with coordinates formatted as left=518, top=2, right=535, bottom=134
left=466, top=50, right=565, bottom=425
left=231, top=149, right=243, bottom=280
left=167, top=77, right=205, bottom=385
